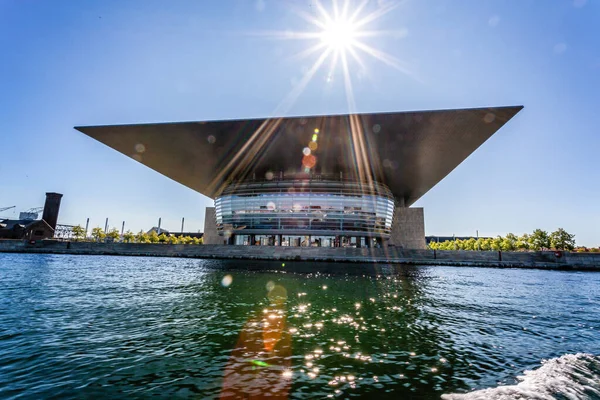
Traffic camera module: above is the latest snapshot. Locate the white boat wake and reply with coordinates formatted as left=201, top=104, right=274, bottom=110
left=442, top=353, right=600, bottom=400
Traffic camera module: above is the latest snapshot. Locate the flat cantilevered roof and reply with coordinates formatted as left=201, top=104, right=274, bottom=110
left=76, top=106, right=522, bottom=206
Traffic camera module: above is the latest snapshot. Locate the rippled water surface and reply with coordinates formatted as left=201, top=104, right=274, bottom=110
left=1, top=254, right=599, bottom=399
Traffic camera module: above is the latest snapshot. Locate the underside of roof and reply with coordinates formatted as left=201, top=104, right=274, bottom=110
left=76, top=106, right=522, bottom=205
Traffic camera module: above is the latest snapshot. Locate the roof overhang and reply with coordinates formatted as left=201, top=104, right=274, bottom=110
left=75, top=106, right=522, bottom=205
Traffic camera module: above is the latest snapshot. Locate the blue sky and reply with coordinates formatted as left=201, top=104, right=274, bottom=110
left=1, top=0, right=598, bottom=245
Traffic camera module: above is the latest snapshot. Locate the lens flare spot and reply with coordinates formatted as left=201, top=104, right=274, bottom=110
left=267, top=201, right=276, bottom=211
left=207, top=135, right=216, bottom=144
left=221, top=275, right=233, bottom=287
left=266, top=281, right=275, bottom=292
left=265, top=171, right=274, bottom=180
left=267, top=284, right=288, bottom=304
left=303, top=147, right=311, bottom=156
left=302, top=154, right=317, bottom=169
left=314, top=128, right=320, bottom=133
left=372, top=124, right=381, bottom=133
left=312, top=133, right=318, bottom=142
left=308, top=141, right=318, bottom=151
left=134, top=143, right=146, bottom=153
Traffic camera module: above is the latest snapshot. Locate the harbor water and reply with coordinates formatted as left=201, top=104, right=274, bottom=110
left=0, top=254, right=599, bottom=399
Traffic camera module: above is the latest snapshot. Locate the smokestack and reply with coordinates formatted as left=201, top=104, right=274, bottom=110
left=41, top=192, right=63, bottom=231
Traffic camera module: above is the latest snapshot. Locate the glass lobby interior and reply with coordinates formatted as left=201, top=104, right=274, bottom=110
left=231, top=234, right=384, bottom=248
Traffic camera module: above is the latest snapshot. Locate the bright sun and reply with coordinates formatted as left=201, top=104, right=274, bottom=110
left=320, top=19, right=357, bottom=50
left=251, top=1, right=413, bottom=114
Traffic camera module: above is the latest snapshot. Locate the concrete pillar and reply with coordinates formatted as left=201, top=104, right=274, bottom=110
left=202, top=207, right=221, bottom=244
left=388, top=206, right=426, bottom=249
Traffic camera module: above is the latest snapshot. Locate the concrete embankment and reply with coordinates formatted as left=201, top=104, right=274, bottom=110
left=1, top=239, right=599, bottom=271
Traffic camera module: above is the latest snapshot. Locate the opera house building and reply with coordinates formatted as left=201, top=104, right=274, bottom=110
left=76, top=106, right=522, bottom=249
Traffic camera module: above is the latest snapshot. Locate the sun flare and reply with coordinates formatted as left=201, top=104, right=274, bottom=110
left=320, top=19, right=357, bottom=50
left=251, top=1, right=413, bottom=113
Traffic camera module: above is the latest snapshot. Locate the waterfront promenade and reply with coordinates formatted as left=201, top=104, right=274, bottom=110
left=1, top=239, right=598, bottom=271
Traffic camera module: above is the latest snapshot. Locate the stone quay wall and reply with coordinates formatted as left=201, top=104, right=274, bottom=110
left=1, top=239, right=599, bottom=271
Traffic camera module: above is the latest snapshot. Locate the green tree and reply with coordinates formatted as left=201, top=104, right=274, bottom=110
left=480, top=238, right=492, bottom=251
left=464, top=238, right=477, bottom=251
left=91, top=227, right=106, bottom=242
left=475, top=238, right=484, bottom=251
left=167, top=235, right=179, bottom=244
left=491, top=236, right=503, bottom=251
left=123, top=230, right=135, bottom=243
left=529, top=229, right=550, bottom=251
left=516, top=234, right=530, bottom=251
left=549, top=228, right=576, bottom=251
left=440, top=241, right=452, bottom=250
left=178, top=235, right=191, bottom=245
left=106, top=228, right=120, bottom=242
left=148, top=231, right=160, bottom=243
left=501, top=233, right=517, bottom=251
left=72, top=225, right=85, bottom=241
left=135, top=230, right=150, bottom=243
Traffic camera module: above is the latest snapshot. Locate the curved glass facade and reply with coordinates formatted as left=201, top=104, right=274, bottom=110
left=214, top=179, right=395, bottom=242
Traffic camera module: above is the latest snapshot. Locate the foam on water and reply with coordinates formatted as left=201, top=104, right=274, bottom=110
left=442, top=353, right=600, bottom=400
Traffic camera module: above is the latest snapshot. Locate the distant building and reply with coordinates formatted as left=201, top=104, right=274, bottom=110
left=0, top=219, right=55, bottom=240
left=19, top=211, right=40, bottom=221
left=0, top=193, right=63, bottom=240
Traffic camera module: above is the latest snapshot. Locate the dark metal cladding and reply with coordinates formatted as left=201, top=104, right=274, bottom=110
left=75, top=106, right=522, bottom=205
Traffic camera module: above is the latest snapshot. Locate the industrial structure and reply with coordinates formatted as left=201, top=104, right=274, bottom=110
left=0, top=193, right=63, bottom=240
left=76, top=106, right=522, bottom=248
